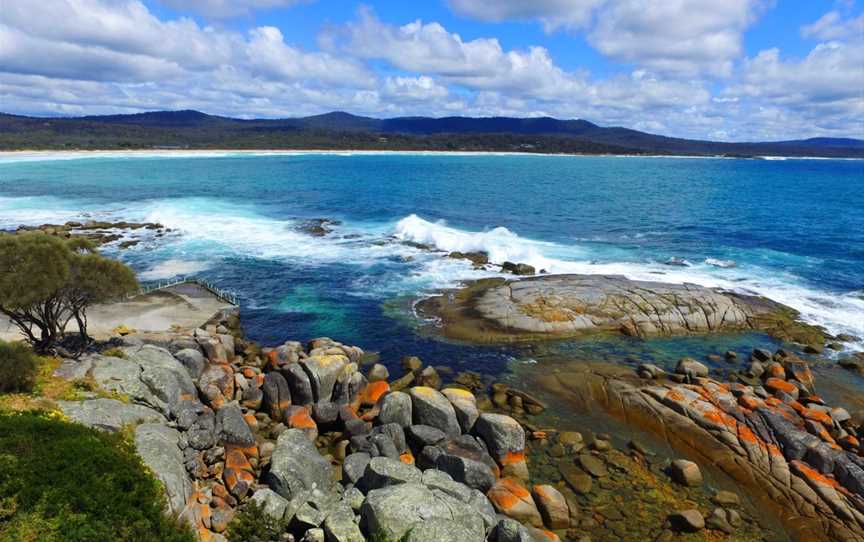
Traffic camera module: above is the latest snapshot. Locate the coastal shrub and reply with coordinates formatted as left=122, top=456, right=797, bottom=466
left=0, top=233, right=138, bottom=354
left=0, top=411, right=194, bottom=542
left=0, top=341, right=38, bottom=393
left=226, top=501, right=286, bottom=542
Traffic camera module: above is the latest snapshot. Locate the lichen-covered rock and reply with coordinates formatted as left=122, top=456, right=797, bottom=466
left=487, top=478, right=543, bottom=527
left=531, top=484, right=570, bottom=529
left=58, top=398, right=165, bottom=432
left=360, top=483, right=485, bottom=541
left=250, top=488, right=289, bottom=521
left=442, top=388, right=480, bottom=433
left=474, top=413, right=526, bottom=464
left=134, top=423, right=191, bottom=516
left=261, top=371, right=292, bottom=422
left=360, top=456, right=421, bottom=490
left=301, top=354, right=349, bottom=402
left=216, top=402, right=255, bottom=447
left=420, top=274, right=817, bottom=342
left=266, top=429, right=334, bottom=499
left=378, top=391, right=413, bottom=428
left=409, top=387, right=461, bottom=438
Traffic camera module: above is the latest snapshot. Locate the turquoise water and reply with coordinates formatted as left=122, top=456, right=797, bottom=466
left=1, top=152, right=862, bottom=374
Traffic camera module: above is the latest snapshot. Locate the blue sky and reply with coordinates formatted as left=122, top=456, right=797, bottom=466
left=1, top=1, right=862, bottom=140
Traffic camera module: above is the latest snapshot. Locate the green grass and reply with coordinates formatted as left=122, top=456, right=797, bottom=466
left=0, top=411, right=193, bottom=542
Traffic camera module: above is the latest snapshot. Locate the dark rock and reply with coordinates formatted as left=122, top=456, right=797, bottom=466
left=501, top=261, right=535, bottom=276
left=669, top=509, right=705, bottom=532
left=406, top=424, right=447, bottom=452
left=342, top=452, right=372, bottom=486
left=216, top=403, right=255, bottom=447
left=281, top=363, right=315, bottom=405
left=262, top=372, right=292, bottom=422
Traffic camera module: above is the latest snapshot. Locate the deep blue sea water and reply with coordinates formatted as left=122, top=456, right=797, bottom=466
left=1, top=151, right=862, bottom=377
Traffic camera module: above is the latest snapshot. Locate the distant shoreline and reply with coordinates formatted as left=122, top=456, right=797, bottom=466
left=1, top=149, right=861, bottom=163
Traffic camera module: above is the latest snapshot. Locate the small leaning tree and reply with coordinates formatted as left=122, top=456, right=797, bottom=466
left=0, top=232, right=138, bottom=354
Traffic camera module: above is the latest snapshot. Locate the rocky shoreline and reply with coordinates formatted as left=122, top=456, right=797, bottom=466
left=43, top=293, right=863, bottom=542
left=417, top=274, right=836, bottom=350
left=12, top=220, right=171, bottom=249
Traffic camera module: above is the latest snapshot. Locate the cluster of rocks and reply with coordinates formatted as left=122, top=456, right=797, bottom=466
left=523, top=426, right=764, bottom=541
left=447, top=250, right=538, bottom=276
left=55, top=310, right=568, bottom=542
left=535, top=347, right=864, bottom=541
left=14, top=219, right=169, bottom=249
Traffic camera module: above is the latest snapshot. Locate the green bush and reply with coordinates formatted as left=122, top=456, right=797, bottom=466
left=0, top=411, right=194, bottom=542
left=226, top=501, right=286, bottom=542
left=0, top=341, right=38, bottom=393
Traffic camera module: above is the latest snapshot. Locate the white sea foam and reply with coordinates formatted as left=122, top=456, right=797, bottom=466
left=139, top=259, right=212, bottom=281
left=705, top=258, right=737, bottom=268
left=389, top=214, right=864, bottom=349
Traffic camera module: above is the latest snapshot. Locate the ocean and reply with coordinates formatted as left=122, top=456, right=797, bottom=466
left=1, top=151, right=862, bottom=377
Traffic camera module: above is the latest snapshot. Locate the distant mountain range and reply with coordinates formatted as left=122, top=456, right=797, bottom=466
left=1, top=110, right=862, bottom=157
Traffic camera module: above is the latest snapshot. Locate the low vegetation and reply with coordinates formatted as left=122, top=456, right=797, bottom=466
left=0, top=341, right=38, bottom=394
left=0, top=411, right=193, bottom=542
left=226, top=501, right=287, bottom=542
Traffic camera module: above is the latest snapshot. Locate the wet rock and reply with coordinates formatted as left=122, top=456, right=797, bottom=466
left=409, top=387, right=461, bottom=437
left=502, top=261, right=536, bottom=276
left=487, top=478, right=543, bottom=527
left=669, top=509, right=705, bottom=532
left=402, top=356, right=423, bottom=373
left=559, top=461, right=592, bottom=494
left=669, top=459, right=703, bottom=487
left=532, top=484, right=570, bottom=529
left=367, top=363, right=389, bottom=382
left=577, top=454, right=608, bottom=478
left=417, top=366, right=442, bottom=389
left=493, top=518, right=536, bottom=542
left=751, top=348, right=773, bottom=362
left=712, top=490, right=740, bottom=507
left=675, top=358, right=708, bottom=378
left=706, top=507, right=735, bottom=534
left=474, top=413, right=526, bottom=463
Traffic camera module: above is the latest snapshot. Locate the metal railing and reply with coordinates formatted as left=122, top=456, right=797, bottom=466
left=136, top=277, right=239, bottom=306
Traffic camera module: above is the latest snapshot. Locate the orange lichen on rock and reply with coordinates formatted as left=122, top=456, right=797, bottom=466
left=287, top=406, right=316, bottom=430
left=399, top=452, right=415, bottom=465
left=738, top=395, right=763, bottom=410
left=501, top=450, right=527, bottom=466
left=361, top=381, right=390, bottom=406
left=765, top=377, right=797, bottom=395
left=488, top=478, right=543, bottom=527
left=790, top=460, right=841, bottom=489
left=802, top=408, right=833, bottom=426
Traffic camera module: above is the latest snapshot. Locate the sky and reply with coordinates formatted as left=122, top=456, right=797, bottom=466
left=0, top=1, right=862, bottom=141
